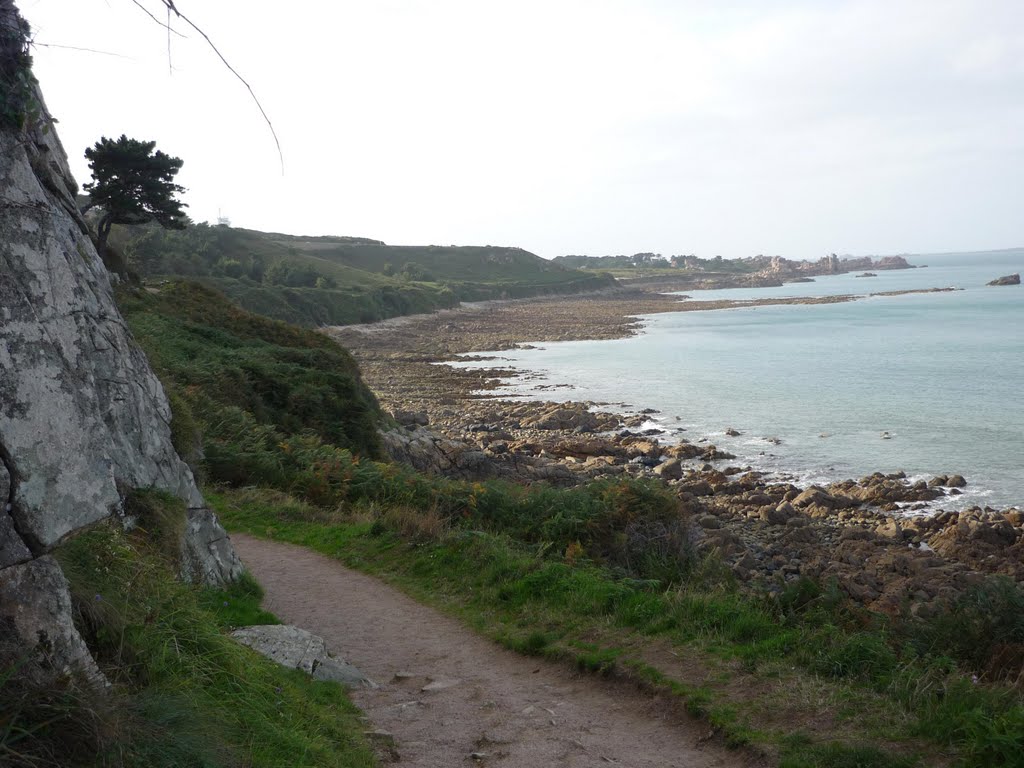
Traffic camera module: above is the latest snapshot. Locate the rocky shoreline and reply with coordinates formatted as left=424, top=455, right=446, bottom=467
left=327, top=281, right=1022, bottom=618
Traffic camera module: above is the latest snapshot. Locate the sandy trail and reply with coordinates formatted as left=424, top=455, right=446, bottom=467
left=231, top=534, right=750, bottom=768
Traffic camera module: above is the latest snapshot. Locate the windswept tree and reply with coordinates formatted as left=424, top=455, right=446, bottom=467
left=82, top=134, right=188, bottom=258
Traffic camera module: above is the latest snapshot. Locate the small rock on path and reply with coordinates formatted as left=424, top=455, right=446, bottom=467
left=231, top=534, right=746, bottom=767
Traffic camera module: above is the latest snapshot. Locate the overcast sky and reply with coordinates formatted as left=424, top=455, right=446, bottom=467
left=21, top=0, right=1024, bottom=259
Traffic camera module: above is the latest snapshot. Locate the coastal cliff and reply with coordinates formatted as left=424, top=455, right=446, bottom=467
left=0, top=9, right=240, bottom=687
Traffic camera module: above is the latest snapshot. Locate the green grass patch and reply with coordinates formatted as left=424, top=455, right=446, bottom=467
left=5, top=491, right=377, bottom=768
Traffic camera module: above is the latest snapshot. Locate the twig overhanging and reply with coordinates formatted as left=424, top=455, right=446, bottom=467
left=143, top=0, right=285, bottom=174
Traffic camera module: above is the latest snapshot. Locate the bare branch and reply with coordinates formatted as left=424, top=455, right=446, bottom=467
left=32, top=41, right=132, bottom=58
left=128, top=0, right=186, bottom=38
left=166, top=3, right=171, bottom=74
left=131, top=0, right=285, bottom=174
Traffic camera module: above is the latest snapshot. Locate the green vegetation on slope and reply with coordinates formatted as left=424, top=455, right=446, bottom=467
left=112, top=223, right=616, bottom=326
left=117, top=281, right=383, bottom=462
left=0, top=491, right=375, bottom=768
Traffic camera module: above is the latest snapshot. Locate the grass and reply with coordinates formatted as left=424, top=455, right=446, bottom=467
left=0, top=490, right=376, bottom=768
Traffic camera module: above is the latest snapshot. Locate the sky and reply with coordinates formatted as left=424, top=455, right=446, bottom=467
left=20, top=0, right=1024, bottom=260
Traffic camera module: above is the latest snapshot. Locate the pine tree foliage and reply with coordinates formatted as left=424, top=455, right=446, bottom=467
left=83, top=134, right=187, bottom=257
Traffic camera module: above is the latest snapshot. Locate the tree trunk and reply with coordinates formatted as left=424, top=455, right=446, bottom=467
left=96, top=213, right=112, bottom=259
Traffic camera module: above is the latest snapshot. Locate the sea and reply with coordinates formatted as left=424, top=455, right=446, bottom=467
left=446, top=249, right=1024, bottom=511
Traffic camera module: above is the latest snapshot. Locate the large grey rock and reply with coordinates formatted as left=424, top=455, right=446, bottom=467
left=231, top=624, right=375, bottom=688
left=0, top=458, right=30, bottom=568
left=521, top=407, right=599, bottom=432
left=0, top=28, right=241, bottom=693
left=0, top=125, right=201, bottom=547
left=654, top=458, right=683, bottom=481
left=792, top=486, right=837, bottom=509
left=0, top=83, right=240, bottom=585
left=0, top=510, right=31, bottom=569
left=987, top=273, right=1020, bottom=286
left=180, top=508, right=244, bottom=584
left=0, top=556, right=105, bottom=686
left=391, top=409, right=429, bottom=426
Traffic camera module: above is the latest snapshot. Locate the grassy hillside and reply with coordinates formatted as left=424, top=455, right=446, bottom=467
left=117, top=281, right=384, bottom=462
left=112, top=223, right=616, bottom=326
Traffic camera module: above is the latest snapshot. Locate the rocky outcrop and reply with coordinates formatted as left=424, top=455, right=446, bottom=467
left=520, top=406, right=602, bottom=431
left=0, top=123, right=213, bottom=549
left=756, top=254, right=914, bottom=281
left=987, top=273, right=1020, bottom=286
left=0, top=37, right=241, bottom=691
left=381, top=425, right=493, bottom=479
left=872, top=256, right=914, bottom=270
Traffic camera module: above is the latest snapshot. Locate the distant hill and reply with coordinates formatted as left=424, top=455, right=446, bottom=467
left=111, top=224, right=616, bottom=327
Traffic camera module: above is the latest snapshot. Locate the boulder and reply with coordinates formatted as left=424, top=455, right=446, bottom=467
left=392, top=409, right=429, bottom=426
left=875, top=518, right=904, bottom=540
left=521, top=407, right=599, bottom=432
left=0, top=556, right=105, bottom=687
left=700, top=446, right=736, bottom=461
left=231, top=625, right=375, bottom=688
left=761, top=501, right=797, bottom=526
left=666, top=442, right=703, bottom=460
left=181, top=508, right=245, bottom=584
left=0, top=509, right=32, bottom=570
left=551, top=437, right=623, bottom=459
left=987, top=273, right=1020, bottom=286
left=654, top=459, right=683, bottom=481
left=620, top=439, right=663, bottom=459
left=679, top=480, right=714, bottom=497
left=792, top=486, right=837, bottom=509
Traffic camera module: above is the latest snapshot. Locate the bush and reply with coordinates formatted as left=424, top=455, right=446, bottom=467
left=898, top=577, right=1024, bottom=682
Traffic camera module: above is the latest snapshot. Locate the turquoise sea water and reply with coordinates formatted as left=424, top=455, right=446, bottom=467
left=448, top=249, right=1024, bottom=510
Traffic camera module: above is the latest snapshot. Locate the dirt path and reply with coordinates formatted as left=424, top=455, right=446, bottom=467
left=231, top=534, right=752, bottom=768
